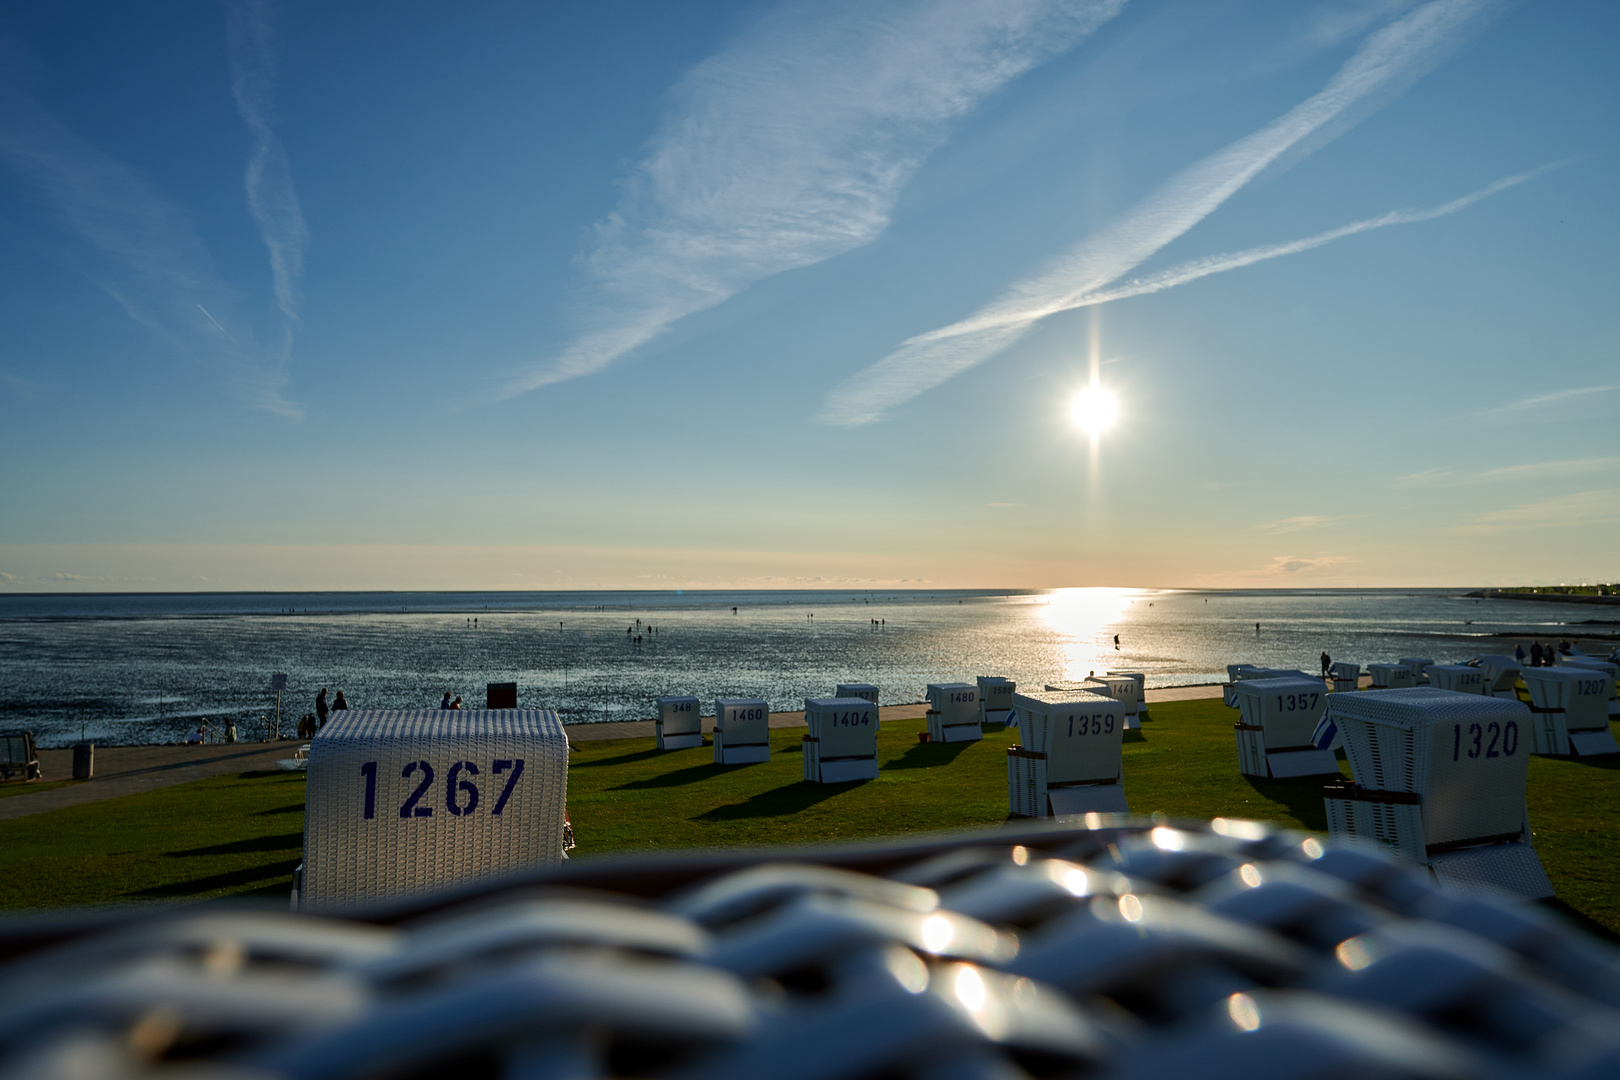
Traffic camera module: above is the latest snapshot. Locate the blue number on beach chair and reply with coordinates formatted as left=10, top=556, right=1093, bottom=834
left=492, top=759, right=525, bottom=815
left=446, top=761, right=480, bottom=816
left=399, top=761, right=435, bottom=818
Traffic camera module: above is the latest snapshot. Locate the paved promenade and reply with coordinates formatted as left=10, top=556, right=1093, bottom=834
left=0, top=684, right=1226, bottom=821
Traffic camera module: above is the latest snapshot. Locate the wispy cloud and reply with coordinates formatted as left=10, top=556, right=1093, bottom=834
left=226, top=0, right=308, bottom=325
left=0, top=41, right=301, bottom=416
left=1474, top=383, right=1620, bottom=418
left=1253, top=515, right=1350, bottom=534
left=502, top=0, right=1128, bottom=397
left=1456, top=489, right=1620, bottom=533
left=1267, top=554, right=1346, bottom=574
left=822, top=0, right=1503, bottom=425
left=1395, top=456, right=1620, bottom=487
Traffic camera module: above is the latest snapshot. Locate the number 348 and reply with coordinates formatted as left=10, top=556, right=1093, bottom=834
left=358, top=759, right=525, bottom=820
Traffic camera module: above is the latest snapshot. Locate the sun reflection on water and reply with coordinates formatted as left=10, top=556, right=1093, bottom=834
left=1038, top=587, right=1139, bottom=683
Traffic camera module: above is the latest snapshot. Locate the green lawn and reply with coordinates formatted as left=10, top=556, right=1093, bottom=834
left=1, top=699, right=1615, bottom=937
left=0, top=778, right=84, bottom=800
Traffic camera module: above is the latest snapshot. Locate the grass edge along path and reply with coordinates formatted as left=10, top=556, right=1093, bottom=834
left=0, top=699, right=1614, bottom=935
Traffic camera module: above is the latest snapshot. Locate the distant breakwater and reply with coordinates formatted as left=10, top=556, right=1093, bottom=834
left=1468, top=590, right=1620, bottom=607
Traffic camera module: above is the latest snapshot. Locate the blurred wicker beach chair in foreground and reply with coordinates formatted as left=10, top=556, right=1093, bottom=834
left=11, top=818, right=1615, bottom=1079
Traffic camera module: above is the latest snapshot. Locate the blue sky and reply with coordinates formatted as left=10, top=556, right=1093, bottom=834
left=1, top=0, right=1615, bottom=590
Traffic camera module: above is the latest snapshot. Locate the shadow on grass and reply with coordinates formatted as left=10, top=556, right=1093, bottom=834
left=1123, top=730, right=1148, bottom=744
left=239, top=770, right=300, bottom=780
left=253, top=803, right=304, bottom=816
left=1240, top=775, right=1332, bottom=832
left=611, top=763, right=758, bottom=791
left=575, top=747, right=670, bottom=769
left=882, top=741, right=973, bottom=771
left=1540, top=753, right=1620, bottom=771
left=1541, top=898, right=1620, bottom=946
left=166, top=832, right=303, bottom=859
left=133, top=857, right=302, bottom=900
left=696, top=780, right=862, bottom=821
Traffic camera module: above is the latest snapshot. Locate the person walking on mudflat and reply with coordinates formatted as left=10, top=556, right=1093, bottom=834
left=316, top=688, right=329, bottom=726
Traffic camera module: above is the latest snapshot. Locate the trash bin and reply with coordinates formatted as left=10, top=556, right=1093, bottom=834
left=72, top=742, right=94, bottom=779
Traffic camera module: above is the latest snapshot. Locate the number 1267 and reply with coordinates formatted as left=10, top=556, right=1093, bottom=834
left=358, top=759, right=525, bottom=819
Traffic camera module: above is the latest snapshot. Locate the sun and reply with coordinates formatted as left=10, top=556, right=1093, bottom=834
left=1070, top=385, right=1118, bottom=436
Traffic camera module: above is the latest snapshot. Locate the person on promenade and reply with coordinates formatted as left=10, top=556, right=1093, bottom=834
left=186, top=727, right=204, bottom=745
left=331, top=690, right=349, bottom=712
left=450, top=696, right=463, bottom=710
left=316, top=688, right=329, bottom=726
left=440, top=692, right=453, bottom=710
left=1321, top=651, right=1332, bottom=677
left=1530, top=642, right=1545, bottom=667
left=1515, top=644, right=1526, bottom=665
left=225, top=721, right=237, bottom=743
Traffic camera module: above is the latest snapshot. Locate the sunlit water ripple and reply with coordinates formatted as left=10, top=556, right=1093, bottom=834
left=0, top=588, right=1610, bottom=746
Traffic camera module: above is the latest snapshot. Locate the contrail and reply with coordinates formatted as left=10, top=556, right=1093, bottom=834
left=1075, top=164, right=1556, bottom=308
left=196, top=303, right=240, bottom=346
left=821, top=0, right=1505, bottom=426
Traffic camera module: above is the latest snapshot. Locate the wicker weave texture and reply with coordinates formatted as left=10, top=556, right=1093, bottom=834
left=303, top=709, right=568, bottom=911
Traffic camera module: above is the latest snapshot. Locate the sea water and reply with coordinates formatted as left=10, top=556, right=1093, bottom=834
left=0, top=588, right=1609, bottom=747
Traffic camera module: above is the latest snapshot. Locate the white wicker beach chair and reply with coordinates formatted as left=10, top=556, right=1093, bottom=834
left=1006, top=690, right=1127, bottom=818
left=1107, top=671, right=1149, bottom=720
left=834, top=683, right=879, bottom=705
left=1366, top=663, right=1414, bottom=690
left=1329, top=661, right=1361, bottom=694
left=1519, top=668, right=1618, bottom=756
left=1426, top=665, right=1487, bottom=695
left=976, top=677, right=1015, bottom=728
left=655, top=696, right=703, bottom=750
left=1559, top=656, right=1620, bottom=719
left=1398, top=657, right=1435, bottom=685
left=301, top=709, right=570, bottom=911
left=1474, top=654, right=1522, bottom=698
left=713, top=699, right=771, bottom=764
left=801, top=697, right=879, bottom=783
left=925, top=683, right=981, bottom=743
left=1321, top=688, right=1551, bottom=899
left=1229, top=677, right=1340, bottom=778
left=1084, top=675, right=1143, bottom=729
